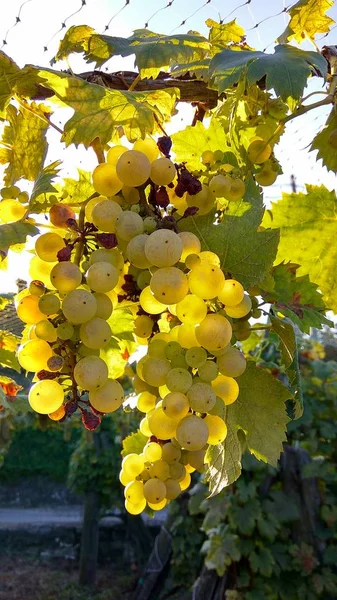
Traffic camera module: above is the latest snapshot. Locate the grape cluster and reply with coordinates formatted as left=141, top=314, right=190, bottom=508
left=0, top=185, right=29, bottom=225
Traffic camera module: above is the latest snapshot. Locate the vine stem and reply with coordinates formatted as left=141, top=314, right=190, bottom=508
left=281, top=95, right=334, bottom=126
left=128, top=73, right=141, bottom=92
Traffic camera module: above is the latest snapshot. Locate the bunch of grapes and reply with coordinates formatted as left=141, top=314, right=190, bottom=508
left=0, top=185, right=29, bottom=225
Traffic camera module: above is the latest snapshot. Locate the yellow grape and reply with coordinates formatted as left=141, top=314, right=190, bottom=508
left=74, top=355, right=109, bottom=391
left=122, top=453, right=145, bottom=478
left=142, top=357, right=171, bottom=387
left=86, top=262, right=119, bottom=293
left=148, top=498, right=167, bottom=511
left=204, top=414, right=228, bottom=444
left=107, top=145, right=128, bottom=165
left=115, top=211, right=144, bottom=241
left=225, top=294, right=252, bottom=318
left=125, top=480, right=144, bottom=504
left=35, top=320, right=57, bottom=343
left=89, top=378, right=124, bottom=413
left=176, top=294, right=207, bottom=325
left=162, top=391, right=189, bottom=419
left=195, top=314, right=232, bottom=352
left=218, top=279, right=244, bottom=306
left=186, top=184, right=215, bottom=215
left=167, top=187, right=189, bottom=215
left=137, top=390, right=157, bottom=413
left=48, top=405, right=66, bottom=421
left=177, top=323, right=201, bottom=349
left=150, top=158, right=176, bottom=186
left=91, top=199, right=122, bottom=232
left=149, top=459, right=170, bottom=481
left=185, top=347, right=207, bottom=368
left=134, top=315, right=153, bottom=338
left=125, top=498, right=147, bottom=515
left=186, top=447, right=206, bottom=470
left=143, top=478, right=166, bottom=504
left=179, top=470, right=191, bottom=491
left=187, top=382, right=216, bottom=412
left=143, top=442, right=162, bottom=462
left=209, top=174, right=231, bottom=197
left=93, top=293, right=113, bottom=320
left=62, top=289, right=97, bottom=324
left=90, top=248, right=124, bottom=273
left=116, top=150, right=151, bottom=187
left=247, top=139, right=272, bottom=164
left=185, top=254, right=200, bottom=270
left=126, top=234, right=152, bottom=269
left=17, top=294, right=47, bottom=324
left=166, top=367, right=192, bottom=394
left=50, top=262, right=82, bottom=293
left=0, top=199, right=26, bottom=223
left=176, top=415, right=209, bottom=451
left=201, top=150, right=215, bottom=166
left=147, top=407, right=177, bottom=439
left=178, top=232, right=201, bottom=262
left=29, top=380, right=64, bottom=414
left=139, top=286, right=166, bottom=314
left=161, top=442, right=181, bottom=463
left=188, top=263, right=225, bottom=299
left=92, top=163, right=123, bottom=196
left=212, top=374, right=239, bottom=405
left=119, top=469, right=133, bottom=486
left=133, top=138, right=159, bottom=162
left=29, top=256, right=56, bottom=288
left=49, top=203, right=75, bottom=228
left=150, top=267, right=188, bottom=305
left=122, top=186, right=140, bottom=205
left=198, top=360, right=219, bottom=382
left=140, top=416, right=152, bottom=437
left=217, top=347, right=246, bottom=377
left=223, top=178, right=245, bottom=202
left=199, top=251, right=220, bottom=267
left=145, top=230, right=183, bottom=267
left=29, top=280, right=45, bottom=297
left=18, top=339, right=53, bottom=372
left=85, top=196, right=103, bottom=221
left=170, top=462, right=185, bottom=481
left=79, top=317, right=111, bottom=349
left=38, top=293, right=60, bottom=316
left=35, top=233, right=65, bottom=262
left=57, top=322, right=74, bottom=340
left=165, top=478, right=181, bottom=500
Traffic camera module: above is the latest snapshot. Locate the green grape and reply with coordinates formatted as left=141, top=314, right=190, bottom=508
left=150, top=158, right=176, bottom=185
left=29, top=256, right=56, bottom=288
left=143, top=216, right=157, bottom=234
left=133, top=138, right=159, bottom=162
left=0, top=199, right=26, bottom=224
left=143, top=442, right=162, bottom=462
left=79, top=317, right=111, bottom=349
left=176, top=294, right=207, bottom=325
left=92, top=293, right=112, bottom=320
left=144, top=229, right=183, bottom=267
left=170, top=462, right=186, bottom=481
left=176, top=415, right=209, bottom=451
left=217, top=346, right=246, bottom=377
left=115, top=210, right=144, bottom=241
left=186, top=184, right=215, bottom=215
left=161, top=442, right=181, bottom=463
left=1, top=187, right=16, bottom=199
left=165, top=341, right=183, bottom=360
left=166, top=367, right=193, bottom=393
left=198, top=360, right=219, bottom=382
left=86, top=261, right=119, bottom=293
left=50, top=262, right=82, bottom=293
left=92, top=163, right=123, bottom=196
left=29, top=380, right=64, bottom=414
left=89, top=378, right=124, bottom=412
left=149, top=459, right=170, bottom=481
left=74, top=355, right=108, bottom=390
left=134, top=315, right=153, bottom=338
left=29, top=280, right=45, bottom=297
left=209, top=174, right=231, bottom=197
left=178, top=232, right=201, bottom=262
left=196, top=314, right=232, bottom=352
left=137, top=269, right=151, bottom=290
left=125, top=498, right=147, bottom=515
left=18, top=191, right=29, bottom=204
left=61, top=290, right=98, bottom=324
left=187, top=382, right=216, bottom=412
left=185, top=254, right=200, bottom=270
left=188, top=263, right=225, bottom=299
left=17, top=294, right=47, bottom=324
left=139, top=286, right=166, bottom=314
left=106, top=145, right=127, bottom=165
left=122, top=186, right=140, bottom=205
left=91, top=199, right=122, bottom=232
left=91, top=248, right=124, bottom=273
left=35, top=233, right=66, bottom=262
left=150, top=267, right=188, bottom=305
left=170, top=353, right=189, bottom=369
left=213, top=150, right=224, bottom=162
left=116, top=150, right=151, bottom=187
left=142, top=357, right=171, bottom=387
left=126, top=234, right=152, bottom=269
left=38, top=293, right=60, bottom=316
left=185, top=347, right=207, bottom=368
left=148, top=339, right=167, bottom=359
left=49, top=203, right=75, bottom=228
left=85, top=196, right=103, bottom=221
left=122, top=453, right=145, bottom=478
left=204, top=414, right=227, bottom=444
left=165, top=478, right=181, bottom=500
left=57, top=322, right=74, bottom=340
left=143, top=478, right=166, bottom=504
left=162, top=391, right=189, bottom=419
left=186, top=447, right=206, bottom=470
left=35, top=320, right=57, bottom=343
left=147, top=407, right=177, bottom=439
left=218, top=279, right=244, bottom=306
left=208, top=396, right=226, bottom=418
left=212, top=374, right=239, bottom=405
left=124, top=480, right=144, bottom=504
left=177, top=323, right=200, bottom=349
left=225, top=294, right=252, bottom=318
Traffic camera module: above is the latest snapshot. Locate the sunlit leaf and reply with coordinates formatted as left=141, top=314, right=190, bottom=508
left=278, top=0, right=334, bottom=44
left=0, top=222, right=39, bottom=253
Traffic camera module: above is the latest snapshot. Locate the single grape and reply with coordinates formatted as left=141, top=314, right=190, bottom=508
left=147, top=407, right=177, bottom=439
left=166, top=367, right=192, bottom=394
left=218, top=279, right=244, bottom=306
left=48, top=405, right=66, bottom=421
left=178, top=232, right=201, bottom=262
left=170, top=462, right=186, bottom=481
left=144, top=230, right=183, bottom=267
left=186, top=447, right=206, bottom=470
left=195, top=314, right=232, bottom=351
left=134, top=315, right=153, bottom=338
left=107, top=145, right=128, bottom=165
left=187, top=382, right=216, bottom=412
left=0, top=199, right=26, bottom=224
left=90, top=248, right=124, bottom=273
left=144, top=478, right=167, bottom=504
left=125, top=498, right=147, bottom=515
left=164, top=478, right=181, bottom=500
left=143, top=442, right=162, bottom=462
left=149, top=459, right=170, bottom=481
left=50, top=262, right=82, bottom=293
left=62, top=290, right=99, bottom=324
left=85, top=196, right=103, bottom=221
left=137, top=269, right=152, bottom=290
left=133, top=138, right=159, bottom=162
left=162, top=391, right=189, bottom=419
left=139, top=286, right=167, bottom=314
left=223, top=178, right=245, bottom=202
left=177, top=323, right=201, bottom=349
left=201, top=150, right=215, bottom=166
left=185, top=347, right=207, bottom=368
left=29, top=380, right=64, bottom=414
left=49, top=203, right=75, bottom=228
left=92, top=163, right=123, bottom=196
left=116, top=150, right=151, bottom=187
left=57, top=322, right=74, bottom=340
left=126, top=234, right=152, bottom=269
left=150, top=267, right=188, bottom=305
left=122, top=453, right=145, bottom=478
left=122, top=186, right=140, bottom=205
left=161, top=442, right=181, bottom=463
left=29, top=280, right=45, bottom=297
left=176, top=294, right=207, bottom=325
left=79, top=317, right=111, bottom=349
left=124, top=480, right=144, bottom=504
left=199, top=251, right=220, bottom=267
left=29, top=256, right=56, bottom=288
left=35, top=320, right=57, bottom=343
left=86, top=261, right=119, bottom=293
left=35, top=233, right=65, bottom=262
left=74, top=355, right=108, bottom=390
left=139, top=416, right=152, bottom=437
left=188, top=263, right=225, bottom=299
left=148, top=339, right=167, bottom=359
left=115, top=210, right=144, bottom=241
left=89, top=378, right=124, bottom=413
left=143, top=216, right=157, bottom=234
left=198, top=360, right=219, bottom=382
left=212, top=374, right=239, bottom=405
left=176, top=415, right=209, bottom=451
left=217, top=346, right=246, bottom=377
left=247, top=139, right=272, bottom=164
left=150, top=158, right=176, bottom=185
left=224, top=294, right=252, bottom=318
left=204, top=414, right=228, bottom=444
left=17, top=294, right=47, bottom=324
left=209, top=174, right=231, bottom=197
left=179, top=470, right=191, bottom=491
left=38, top=293, right=60, bottom=316
left=142, top=357, right=171, bottom=387
left=186, top=184, right=215, bottom=215
left=91, top=199, right=122, bottom=232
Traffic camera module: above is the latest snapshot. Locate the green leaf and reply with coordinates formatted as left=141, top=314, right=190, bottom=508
left=0, top=103, right=50, bottom=185
left=207, top=18, right=246, bottom=53
left=249, top=547, right=275, bottom=577
left=1, top=392, right=31, bottom=414
left=180, top=177, right=279, bottom=289
left=201, top=525, right=241, bottom=576
left=171, top=119, right=236, bottom=171
left=208, top=45, right=327, bottom=101
left=62, top=170, right=95, bottom=204
left=171, top=59, right=210, bottom=80
left=0, top=297, right=10, bottom=311
left=29, top=160, right=62, bottom=210
left=230, top=497, right=261, bottom=534
left=0, top=222, right=39, bottom=252
left=231, top=362, right=291, bottom=466
left=0, top=52, right=20, bottom=116
left=262, top=184, right=337, bottom=313
left=35, top=67, right=178, bottom=146
left=55, top=27, right=210, bottom=78
left=121, top=430, right=148, bottom=458
left=205, top=420, right=242, bottom=496
left=100, top=338, right=128, bottom=380
left=108, top=307, right=135, bottom=341
left=0, top=330, right=20, bottom=371
left=278, top=0, right=334, bottom=44
left=311, top=108, right=337, bottom=173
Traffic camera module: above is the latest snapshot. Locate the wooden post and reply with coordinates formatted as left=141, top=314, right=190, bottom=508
left=79, top=490, right=101, bottom=586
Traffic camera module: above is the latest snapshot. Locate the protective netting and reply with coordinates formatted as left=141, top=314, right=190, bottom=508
left=1, top=0, right=337, bottom=199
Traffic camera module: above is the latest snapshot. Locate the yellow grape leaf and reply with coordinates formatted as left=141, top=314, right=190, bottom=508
left=278, top=0, right=334, bottom=44
left=206, top=18, right=246, bottom=54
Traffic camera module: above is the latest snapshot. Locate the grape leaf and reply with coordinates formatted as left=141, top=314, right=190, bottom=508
left=101, top=307, right=136, bottom=379
left=310, top=108, right=337, bottom=173
left=0, top=222, right=39, bottom=252
left=278, top=0, right=334, bottom=44
left=205, top=419, right=242, bottom=496
left=0, top=52, right=20, bottom=116
left=171, top=59, right=210, bottom=80
left=206, top=18, right=246, bottom=53
left=100, top=337, right=128, bottom=380
left=0, top=103, right=50, bottom=185
left=202, top=528, right=241, bottom=576
left=34, top=68, right=178, bottom=146
left=262, top=184, right=337, bottom=313
left=208, top=45, right=327, bottom=101
left=30, top=160, right=62, bottom=203
left=171, top=119, right=237, bottom=171
left=180, top=177, right=279, bottom=288
left=62, top=170, right=95, bottom=204
left=121, top=430, right=148, bottom=458
left=54, top=26, right=210, bottom=78
left=108, top=307, right=135, bottom=342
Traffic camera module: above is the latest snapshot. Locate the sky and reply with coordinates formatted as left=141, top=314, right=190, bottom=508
left=0, top=0, right=337, bottom=292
